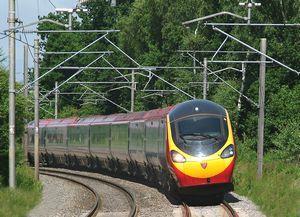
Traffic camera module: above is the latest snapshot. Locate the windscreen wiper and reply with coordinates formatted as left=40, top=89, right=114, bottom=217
left=180, top=133, right=219, bottom=140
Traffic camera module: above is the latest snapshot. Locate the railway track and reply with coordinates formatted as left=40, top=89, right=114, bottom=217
left=181, top=202, right=192, bottom=217
left=40, top=171, right=100, bottom=217
left=41, top=168, right=237, bottom=217
left=40, top=168, right=138, bottom=217
left=177, top=197, right=237, bottom=217
left=220, top=200, right=238, bottom=217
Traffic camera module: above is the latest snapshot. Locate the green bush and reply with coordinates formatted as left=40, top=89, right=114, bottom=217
left=234, top=152, right=300, bottom=217
left=234, top=137, right=300, bottom=216
left=0, top=68, right=29, bottom=186
left=0, top=166, right=42, bottom=217
left=272, top=120, right=300, bottom=162
left=16, top=166, right=42, bottom=191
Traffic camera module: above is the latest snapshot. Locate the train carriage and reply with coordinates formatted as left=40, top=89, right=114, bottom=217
left=28, top=99, right=236, bottom=198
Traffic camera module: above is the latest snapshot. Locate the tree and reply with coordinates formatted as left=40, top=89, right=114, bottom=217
left=0, top=62, right=28, bottom=185
left=36, top=0, right=300, bottom=162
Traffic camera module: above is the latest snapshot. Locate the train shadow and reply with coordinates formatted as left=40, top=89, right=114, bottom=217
left=42, top=164, right=240, bottom=207
left=224, top=193, right=240, bottom=203
left=177, top=193, right=239, bottom=206
left=91, top=167, right=241, bottom=207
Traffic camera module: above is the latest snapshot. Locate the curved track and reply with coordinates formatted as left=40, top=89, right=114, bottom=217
left=40, top=171, right=99, bottom=217
left=172, top=194, right=237, bottom=217
left=220, top=200, right=238, bottom=217
left=40, top=168, right=138, bottom=217
left=181, top=202, right=192, bottom=217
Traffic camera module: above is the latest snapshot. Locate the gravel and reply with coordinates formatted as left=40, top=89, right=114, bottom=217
left=185, top=192, right=266, bottom=217
left=226, top=192, right=266, bottom=217
left=28, top=174, right=95, bottom=217
left=28, top=169, right=266, bottom=217
left=55, top=173, right=131, bottom=216
left=51, top=168, right=176, bottom=217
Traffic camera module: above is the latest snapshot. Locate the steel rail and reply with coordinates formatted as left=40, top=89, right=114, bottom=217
left=40, top=168, right=138, bottom=217
left=18, top=33, right=108, bottom=93
left=167, top=192, right=191, bottom=217
left=17, top=30, right=120, bottom=34
left=40, top=171, right=100, bottom=217
left=182, top=12, right=247, bottom=25
left=213, top=27, right=299, bottom=75
left=181, top=202, right=192, bottom=217
left=177, top=50, right=256, bottom=54
left=221, top=200, right=238, bottom=217
left=40, top=66, right=204, bottom=70
left=42, top=51, right=113, bottom=55
left=186, top=52, right=259, bottom=107
left=3, top=19, right=68, bottom=32
left=205, top=22, right=300, bottom=27
left=39, top=53, right=107, bottom=103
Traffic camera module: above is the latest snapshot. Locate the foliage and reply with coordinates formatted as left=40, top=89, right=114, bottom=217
left=35, top=0, right=300, bottom=166
left=0, top=62, right=29, bottom=186
left=0, top=48, right=5, bottom=64
left=272, top=120, right=300, bottom=162
left=0, top=166, right=42, bottom=217
left=234, top=154, right=300, bottom=217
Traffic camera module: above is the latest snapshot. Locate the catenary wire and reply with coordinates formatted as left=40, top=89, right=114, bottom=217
left=48, top=0, right=56, bottom=9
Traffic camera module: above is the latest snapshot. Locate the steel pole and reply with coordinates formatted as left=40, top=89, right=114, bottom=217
left=55, top=81, right=58, bottom=119
left=131, top=70, right=135, bottom=112
left=68, top=13, right=72, bottom=30
left=238, top=63, right=246, bottom=111
left=257, top=38, right=266, bottom=178
left=34, top=39, right=40, bottom=181
left=203, top=58, right=208, bottom=99
left=8, top=0, right=16, bottom=188
left=193, top=52, right=196, bottom=75
left=23, top=45, right=29, bottom=163
left=247, top=6, right=251, bottom=24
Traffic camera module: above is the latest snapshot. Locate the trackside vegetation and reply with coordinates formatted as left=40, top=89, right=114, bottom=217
left=0, top=166, right=42, bottom=217
left=0, top=63, right=42, bottom=216
left=234, top=140, right=300, bottom=217
left=0, top=0, right=300, bottom=216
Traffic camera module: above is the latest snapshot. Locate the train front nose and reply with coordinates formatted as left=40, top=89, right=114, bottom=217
left=170, top=155, right=235, bottom=188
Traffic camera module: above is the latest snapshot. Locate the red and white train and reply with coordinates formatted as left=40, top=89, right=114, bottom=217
left=28, top=99, right=236, bottom=198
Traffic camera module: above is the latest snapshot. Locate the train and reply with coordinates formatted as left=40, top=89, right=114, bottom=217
left=27, top=99, right=236, bottom=199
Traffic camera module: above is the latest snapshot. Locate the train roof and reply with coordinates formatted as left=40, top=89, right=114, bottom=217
left=28, top=106, right=174, bottom=128
left=28, top=100, right=227, bottom=128
left=169, top=99, right=227, bottom=122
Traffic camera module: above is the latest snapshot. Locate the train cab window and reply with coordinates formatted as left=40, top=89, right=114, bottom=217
left=170, top=115, right=228, bottom=157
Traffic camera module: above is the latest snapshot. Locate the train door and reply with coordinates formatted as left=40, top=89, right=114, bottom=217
left=90, top=124, right=111, bottom=158
left=129, top=121, right=145, bottom=164
left=145, top=120, right=160, bottom=166
left=67, top=125, right=89, bottom=156
left=110, top=122, right=129, bottom=162
left=158, top=118, right=168, bottom=169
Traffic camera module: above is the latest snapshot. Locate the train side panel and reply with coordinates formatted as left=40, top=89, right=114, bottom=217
left=45, top=126, right=67, bottom=152
left=67, top=125, right=89, bottom=155
left=110, top=122, right=129, bottom=161
left=90, top=124, right=111, bottom=158
left=145, top=120, right=160, bottom=167
left=158, top=119, right=168, bottom=170
left=129, top=121, right=146, bottom=163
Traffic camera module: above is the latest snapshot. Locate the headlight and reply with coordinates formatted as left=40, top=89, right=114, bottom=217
left=171, top=150, right=186, bottom=163
left=221, top=144, right=235, bottom=159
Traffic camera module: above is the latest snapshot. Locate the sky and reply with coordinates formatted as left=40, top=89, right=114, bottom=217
left=0, top=0, right=78, bottom=82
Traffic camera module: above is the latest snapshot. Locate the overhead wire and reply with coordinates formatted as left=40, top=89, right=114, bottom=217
left=22, top=27, right=36, bottom=62
left=48, top=0, right=56, bottom=9
left=16, top=0, right=20, bottom=19
left=37, top=0, right=40, bottom=17
left=0, top=32, right=34, bottom=48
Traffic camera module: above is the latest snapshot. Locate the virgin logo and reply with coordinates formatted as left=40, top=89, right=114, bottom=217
left=201, top=162, right=207, bottom=169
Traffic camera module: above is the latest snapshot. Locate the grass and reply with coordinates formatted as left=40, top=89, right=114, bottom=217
left=234, top=154, right=300, bottom=217
left=0, top=166, right=42, bottom=217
